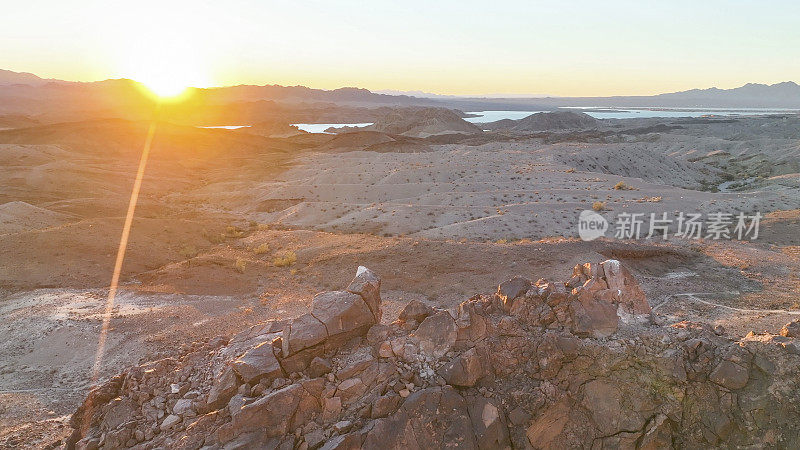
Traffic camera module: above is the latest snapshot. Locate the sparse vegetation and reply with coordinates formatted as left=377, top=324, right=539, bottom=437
left=252, top=243, right=270, bottom=254
left=593, top=201, right=607, bottom=211
left=273, top=251, right=297, bottom=267
left=234, top=258, right=247, bottom=273
left=179, top=244, right=198, bottom=258
left=613, top=181, right=630, bottom=190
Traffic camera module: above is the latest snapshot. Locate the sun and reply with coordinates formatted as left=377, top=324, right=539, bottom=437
left=144, top=75, right=191, bottom=98
left=115, top=39, right=212, bottom=100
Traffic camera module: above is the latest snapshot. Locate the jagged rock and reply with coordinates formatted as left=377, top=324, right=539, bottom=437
left=398, top=299, right=434, bottom=323
left=160, top=414, right=181, bottom=431
left=780, top=319, right=800, bottom=338
left=322, top=396, right=342, bottom=423
left=305, top=428, right=326, bottom=449
left=497, top=276, right=531, bottom=311
left=455, top=300, right=489, bottom=344
left=582, top=379, right=649, bottom=436
left=230, top=384, right=304, bottom=439
left=173, top=398, right=194, bottom=416
left=347, top=266, right=382, bottom=323
left=371, top=394, right=402, bottom=418
left=439, top=347, right=485, bottom=387
left=232, top=339, right=284, bottom=383
left=600, top=259, right=651, bottom=317
left=309, top=357, right=333, bottom=378
left=568, top=296, right=619, bottom=338
left=525, top=401, right=574, bottom=448
left=412, top=311, right=458, bottom=358
left=320, top=432, right=362, bottom=450
left=639, top=414, right=673, bottom=450
left=337, top=378, right=367, bottom=405
left=283, top=314, right=328, bottom=356
left=466, top=396, right=510, bottom=449
left=66, top=265, right=800, bottom=449
left=709, top=360, right=749, bottom=390
left=362, top=386, right=479, bottom=448
left=311, top=291, right=375, bottom=339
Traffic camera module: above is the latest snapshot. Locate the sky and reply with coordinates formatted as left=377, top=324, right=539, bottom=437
left=2, top=0, right=799, bottom=96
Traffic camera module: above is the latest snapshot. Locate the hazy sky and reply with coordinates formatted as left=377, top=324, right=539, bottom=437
left=3, top=0, right=799, bottom=96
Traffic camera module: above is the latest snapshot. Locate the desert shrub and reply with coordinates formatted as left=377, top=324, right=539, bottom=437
left=203, top=230, right=225, bottom=244
left=273, top=251, right=297, bottom=267
left=592, top=201, right=607, bottom=211
left=225, top=226, right=244, bottom=238
left=179, top=244, right=198, bottom=258
left=234, top=258, right=247, bottom=273
left=252, top=243, right=270, bottom=254
left=614, top=181, right=630, bottom=190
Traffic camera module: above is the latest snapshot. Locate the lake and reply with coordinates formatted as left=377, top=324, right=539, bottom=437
left=465, top=108, right=797, bottom=122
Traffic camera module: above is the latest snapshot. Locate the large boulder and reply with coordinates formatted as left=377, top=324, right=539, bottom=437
left=439, top=347, right=486, bottom=387
left=207, top=366, right=240, bottom=409
left=600, top=259, right=651, bottom=317
left=398, top=299, right=434, bottom=324
left=312, top=291, right=375, bottom=339
left=412, top=311, right=458, bottom=358
left=709, top=360, right=749, bottom=390
left=282, top=313, right=328, bottom=357
left=231, top=337, right=284, bottom=384
left=361, top=386, right=480, bottom=448
left=568, top=296, right=619, bottom=338
left=497, top=276, right=531, bottom=312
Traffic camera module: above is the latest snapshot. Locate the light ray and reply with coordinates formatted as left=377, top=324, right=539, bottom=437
left=81, top=106, right=160, bottom=434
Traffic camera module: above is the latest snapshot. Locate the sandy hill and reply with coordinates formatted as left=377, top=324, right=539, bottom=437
left=316, top=131, right=396, bottom=152
left=0, top=201, right=70, bottom=234
left=0, top=119, right=299, bottom=160
left=486, top=110, right=598, bottom=132
left=366, top=107, right=483, bottom=138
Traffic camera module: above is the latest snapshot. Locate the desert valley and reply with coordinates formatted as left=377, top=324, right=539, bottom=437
left=1, top=66, right=800, bottom=449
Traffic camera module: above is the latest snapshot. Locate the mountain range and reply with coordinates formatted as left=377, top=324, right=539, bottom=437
left=1, top=69, right=799, bottom=115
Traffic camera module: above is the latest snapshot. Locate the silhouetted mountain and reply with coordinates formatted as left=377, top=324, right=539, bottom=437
left=0, top=69, right=47, bottom=85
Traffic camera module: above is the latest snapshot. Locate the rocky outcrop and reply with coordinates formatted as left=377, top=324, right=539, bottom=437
left=484, top=111, right=598, bottom=133
left=67, top=262, right=800, bottom=449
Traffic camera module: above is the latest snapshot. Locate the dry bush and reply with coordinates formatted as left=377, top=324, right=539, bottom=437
left=592, top=201, right=607, bottom=211
left=273, top=251, right=297, bottom=267
left=234, top=258, right=247, bottom=273
left=179, top=244, right=198, bottom=258
left=252, top=243, right=270, bottom=254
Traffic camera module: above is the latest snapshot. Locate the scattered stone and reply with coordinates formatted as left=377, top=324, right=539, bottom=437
left=160, top=414, right=180, bottom=431
left=780, top=320, right=800, bottom=338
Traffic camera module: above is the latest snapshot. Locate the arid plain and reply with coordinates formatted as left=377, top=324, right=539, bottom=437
left=1, top=96, right=800, bottom=447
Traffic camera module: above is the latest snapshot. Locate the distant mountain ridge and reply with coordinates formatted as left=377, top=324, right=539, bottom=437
left=0, top=68, right=799, bottom=113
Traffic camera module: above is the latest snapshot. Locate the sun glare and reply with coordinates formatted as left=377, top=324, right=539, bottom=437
left=144, top=76, right=190, bottom=98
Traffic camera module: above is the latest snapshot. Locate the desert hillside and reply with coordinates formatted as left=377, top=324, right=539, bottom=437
left=1, top=107, right=800, bottom=449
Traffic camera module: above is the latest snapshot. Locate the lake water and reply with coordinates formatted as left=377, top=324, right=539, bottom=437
left=466, top=108, right=796, bottom=122
left=293, top=123, right=374, bottom=134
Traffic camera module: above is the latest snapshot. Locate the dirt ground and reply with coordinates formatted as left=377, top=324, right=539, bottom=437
left=1, top=115, right=799, bottom=447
